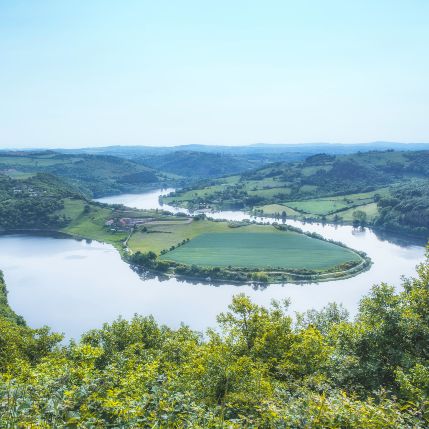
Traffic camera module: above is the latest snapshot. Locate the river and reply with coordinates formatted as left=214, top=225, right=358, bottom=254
left=0, top=188, right=425, bottom=339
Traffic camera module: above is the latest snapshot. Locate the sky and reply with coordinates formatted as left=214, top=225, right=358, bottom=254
left=0, top=0, right=428, bottom=149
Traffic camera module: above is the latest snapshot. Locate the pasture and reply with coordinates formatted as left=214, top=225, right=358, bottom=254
left=127, top=219, right=229, bottom=254
left=282, top=189, right=389, bottom=217
left=160, top=229, right=361, bottom=270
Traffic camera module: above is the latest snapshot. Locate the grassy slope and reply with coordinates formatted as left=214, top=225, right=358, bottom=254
left=160, top=228, right=361, bottom=270
left=331, top=202, right=379, bottom=222
left=259, top=189, right=390, bottom=218
left=59, top=199, right=128, bottom=247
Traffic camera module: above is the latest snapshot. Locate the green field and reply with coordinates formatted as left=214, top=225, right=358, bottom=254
left=128, top=219, right=230, bottom=254
left=160, top=229, right=361, bottom=270
left=256, top=204, right=301, bottom=217
left=281, top=189, right=389, bottom=217
left=286, top=199, right=352, bottom=215
left=329, top=202, right=379, bottom=222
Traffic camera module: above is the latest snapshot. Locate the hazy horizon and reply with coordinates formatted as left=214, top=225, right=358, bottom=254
left=1, top=1, right=428, bottom=149
left=3, top=140, right=429, bottom=152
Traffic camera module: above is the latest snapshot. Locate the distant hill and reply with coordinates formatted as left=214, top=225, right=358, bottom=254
left=56, top=141, right=429, bottom=157
left=0, top=151, right=174, bottom=197
left=8, top=142, right=429, bottom=186
left=163, top=150, right=429, bottom=239
left=135, top=151, right=267, bottom=178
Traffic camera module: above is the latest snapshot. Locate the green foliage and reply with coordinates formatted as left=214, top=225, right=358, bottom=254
left=352, top=209, right=368, bottom=227
left=0, top=272, right=25, bottom=325
left=0, top=316, right=62, bottom=373
left=0, top=173, right=82, bottom=230
left=0, top=248, right=428, bottom=427
left=129, top=250, right=158, bottom=268
left=0, top=173, right=129, bottom=247
left=375, top=179, right=429, bottom=238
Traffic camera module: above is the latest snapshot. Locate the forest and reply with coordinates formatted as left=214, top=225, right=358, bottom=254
left=0, top=249, right=428, bottom=427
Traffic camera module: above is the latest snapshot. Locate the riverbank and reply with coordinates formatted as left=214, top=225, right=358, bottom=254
left=0, top=212, right=372, bottom=286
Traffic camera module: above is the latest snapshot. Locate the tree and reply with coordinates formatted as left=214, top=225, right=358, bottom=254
left=352, top=209, right=367, bottom=227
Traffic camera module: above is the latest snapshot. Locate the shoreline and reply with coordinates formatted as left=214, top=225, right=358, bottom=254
left=0, top=224, right=372, bottom=285
left=160, top=199, right=428, bottom=245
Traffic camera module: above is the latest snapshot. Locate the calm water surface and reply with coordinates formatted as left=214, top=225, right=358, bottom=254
left=0, top=189, right=425, bottom=338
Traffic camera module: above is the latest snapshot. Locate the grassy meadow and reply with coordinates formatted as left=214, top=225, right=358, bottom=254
left=160, top=229, right=361, bottom=270
left=128, top=219, right=230, bottom=254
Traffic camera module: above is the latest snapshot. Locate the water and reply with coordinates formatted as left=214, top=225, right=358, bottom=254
left=96, top=188, right=177, bottom=212
left=0, top=189, right=425, bottom=339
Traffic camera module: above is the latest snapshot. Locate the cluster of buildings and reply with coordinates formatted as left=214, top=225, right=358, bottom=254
left=105, top=217, right=155, bottom=231
left=12, top=187, right=40, bottom=197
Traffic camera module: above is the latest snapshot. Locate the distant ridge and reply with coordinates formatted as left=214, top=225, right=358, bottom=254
left=51, top=141, right=429, bottom=157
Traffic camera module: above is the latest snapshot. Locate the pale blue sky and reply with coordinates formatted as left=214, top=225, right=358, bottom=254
left=1, top=0, right=428, bottom=148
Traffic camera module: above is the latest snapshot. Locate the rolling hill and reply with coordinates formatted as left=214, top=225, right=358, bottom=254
left=0, top=151, right=173, bottom=197
left=163, top=150, right=429, bottom=238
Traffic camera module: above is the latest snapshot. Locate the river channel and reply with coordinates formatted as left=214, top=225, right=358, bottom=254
left=0, top=188, right=425, bottom=338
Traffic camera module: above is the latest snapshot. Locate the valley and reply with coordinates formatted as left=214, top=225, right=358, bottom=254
left=3, top=3, right=429, bottom=425
left=0, top=158, right=427, bottom=427
left=0, top=187, right=425, bottom=340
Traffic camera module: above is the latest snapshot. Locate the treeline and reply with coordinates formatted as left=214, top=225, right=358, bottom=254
left=1, top=249, right=427, bottom=427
